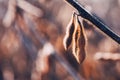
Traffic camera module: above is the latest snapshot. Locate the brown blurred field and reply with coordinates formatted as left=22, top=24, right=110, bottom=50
left=0, top=0, right=120, bottom=80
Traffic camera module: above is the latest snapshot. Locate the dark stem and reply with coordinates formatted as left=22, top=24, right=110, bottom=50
left=65, top=0, right=120, bottom=44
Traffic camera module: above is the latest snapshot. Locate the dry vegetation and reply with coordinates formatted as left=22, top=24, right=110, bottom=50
left=0, top=0, right=120, bottom=80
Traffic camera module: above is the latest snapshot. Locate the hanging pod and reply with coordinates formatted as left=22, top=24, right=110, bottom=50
left=63, top=13, right=87, bottom=63
left=72, top=15, right=86, bottom=63
left=63, top=12, right=76, bottom=50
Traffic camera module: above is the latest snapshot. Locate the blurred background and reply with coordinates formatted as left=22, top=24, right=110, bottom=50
left=0, top=0, right=120, bottom=80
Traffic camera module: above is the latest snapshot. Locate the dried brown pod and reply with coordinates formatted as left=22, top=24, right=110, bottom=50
left=63, top=13, right=75, bottom=50
left=72, top=15, right=86, bottom=63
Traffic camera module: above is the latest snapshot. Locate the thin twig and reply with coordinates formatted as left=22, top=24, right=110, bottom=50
left=65, top=0, right=120, bottom=44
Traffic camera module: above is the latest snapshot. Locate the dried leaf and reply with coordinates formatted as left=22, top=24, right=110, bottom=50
left=72, top=16, right=86, bottom=63
left=63, top=13, right=75, bottom=50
